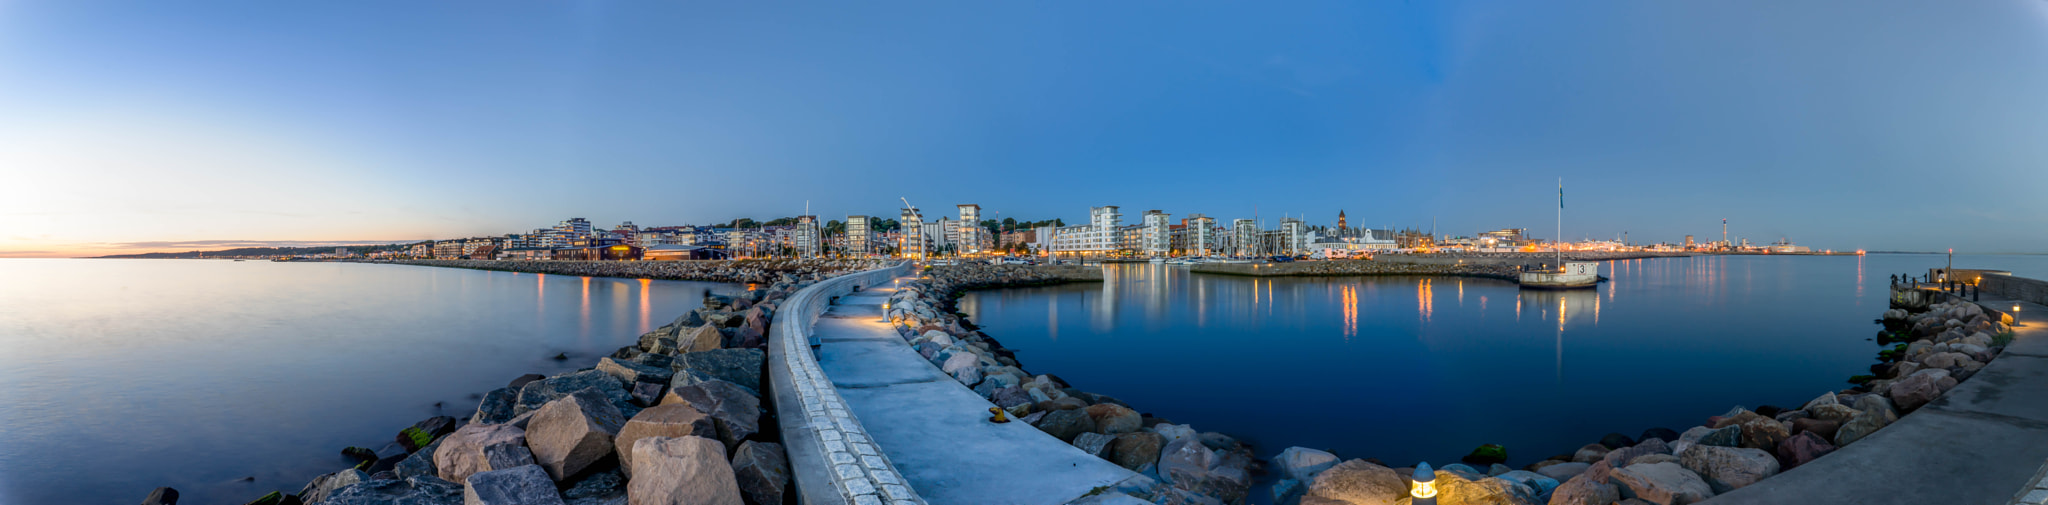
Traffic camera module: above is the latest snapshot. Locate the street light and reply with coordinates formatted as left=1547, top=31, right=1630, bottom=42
left=1411, top=463, right=1437, bottom=505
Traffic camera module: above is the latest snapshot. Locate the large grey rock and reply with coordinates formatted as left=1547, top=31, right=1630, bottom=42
left=1890, top=369, right=1949, bottom=412
left=627, top=436, right=743, bottom=505
left=729, top=441, right=789, bottom=505
left=1834, top=412, right=1887, bottom=447
left=1677, top=445, right=1779, bottom=494
left=1109, top=431, right=1164, bottom=471
left=463, top=465, right=565, bottom=505
left=528, top=389, right=628, bottom=481
left=1738, top=417, right=1788, bottom=451
left=436, top=423, right=528, bottom=484
left=1494, top=470, right=1560, bottom=498
left=1273, top=447, right=1340, bottom=482
left=1073, top=432, right=1116, bottom=458
left=614, top=404, right=715, bottom=477
left=1806, top=404, right=1860, bottom=423
left=516, top=371, right=635, bottom=418
left=397, top=436, right=447, bottom=479
left=561, top=468, right=626, bottom=504
left=1302, top=459, right=1404, bottom=505
left=659, top=379, right=762, bottom=451
left=301, top=469, right=368, bottom=504
left=1696, top=425, right=1741, bottom=448
left=483, top=443, right=536, bottom=473
left=1572, top=443, right=1612, bottom=463
left=1033, top=408, right=1096, bottom=442
left=940, top=352, right=980, bottom=375
left=676, top=349, right=764, bottom=393
left=1157, top=437, right=1250, bottom=504
left=597, top=358, right=672, bottom=386
left=1609, top=462, right=1714, bottom=505
left=322, top=475, right=464, bottom=505
left=1602, top=438, right=1671, bottom=468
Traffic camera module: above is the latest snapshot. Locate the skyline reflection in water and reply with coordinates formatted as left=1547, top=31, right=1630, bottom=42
left=957, top=254, right=2030, bottom=474
left=0, top=259, right=736, bottom=505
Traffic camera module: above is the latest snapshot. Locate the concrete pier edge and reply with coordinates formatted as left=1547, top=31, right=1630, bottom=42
left=769, top=261, right=926, bottom=505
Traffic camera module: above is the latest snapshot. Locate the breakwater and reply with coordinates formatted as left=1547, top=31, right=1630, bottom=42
left=152, top=264, right=860, bottom=505
left=884, top=264, right=1259, bottom=504
left=372, top=258, right=893, bottom=284
left=1190, top=260, right=1523, bottom=280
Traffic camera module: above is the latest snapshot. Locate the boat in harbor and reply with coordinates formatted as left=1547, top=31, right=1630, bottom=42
left=1520, top=262, right=1601, bottom=289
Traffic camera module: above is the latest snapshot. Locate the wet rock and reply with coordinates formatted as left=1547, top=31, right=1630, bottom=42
left=322, top=475, right=464, bottom=505
left=300, top=469, right=367, bottom=504
left=141, top=487, right=179, bottom=505
left=435, top=423, right=528, bottom=483
left=399, top=416, right=459, bottom=452
left=627, top=436, right=742, bottom=505
left=463, top=465, right=565, bottom=505
left=1033, top=408, right=1096, bottom=443
left=1274, top=447, right=1340, bottom=482
left=1494, top=470, right=1560, bottom=498
left=1109, top=432, right=1165, bottom=471
left=1303, top=459, right=1406, bottom=505
left=1464, top=444, right=1509, bottom=466
left=1638, top=428, right=1680, bottom=443
left=659, top=379, right=761, bottom=451
left=528, top=389, right=628, bottom=481
left=1073, top=432, right=1116, bottom=458
left=1774, top=432, right=1836, bottom=469
left=1085, top=404, right=1143, bottom=435
left=1678, top=445, right=1779, bottom=493
left=676, top=349, right=765, bottom=393
left=1598, top=433, right=1636, bottom=450
left=729, top=441, right=789, bottom=505
left=1274, top=478, right=1306, bottom=505
left=614, top=404, right=716, bottom=477
left=1609, top=462, right=1713, bottom=505
left=560, top=468, right=625, bottom=504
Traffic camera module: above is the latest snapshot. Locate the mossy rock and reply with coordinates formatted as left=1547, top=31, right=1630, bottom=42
left=1847, top=374, right=1876, bottom=385
left=243, top=491, right=284, bottom=505
left=341, top=446, right=378, bottom=463
left=1461, top=443, right=1508, bottom=466
left=400, top=427, right=433, bottom=450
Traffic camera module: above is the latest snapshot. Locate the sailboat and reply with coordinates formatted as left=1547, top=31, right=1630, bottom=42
left=1519, top=179, right=1600, bottom=290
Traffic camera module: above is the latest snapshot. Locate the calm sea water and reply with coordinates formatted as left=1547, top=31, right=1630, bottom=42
left=0, top=259, right=735, bottom=505
left=958, top=254, right=2048, bottom=482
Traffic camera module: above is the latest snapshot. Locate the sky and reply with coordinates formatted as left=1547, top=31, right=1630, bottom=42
left=4, top=1, right=2048, bottom=257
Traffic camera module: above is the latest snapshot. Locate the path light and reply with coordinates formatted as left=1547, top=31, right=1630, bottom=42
left=880, top=301, right=892, bottom=324
left=1411, top=462, right=1437, bottom=505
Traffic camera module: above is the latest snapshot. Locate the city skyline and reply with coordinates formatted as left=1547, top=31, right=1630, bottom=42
left=8, top=1, right=2048, bottom=257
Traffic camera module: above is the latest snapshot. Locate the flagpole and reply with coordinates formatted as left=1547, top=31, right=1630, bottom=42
left=1557, top=178, right=1563, bottom=272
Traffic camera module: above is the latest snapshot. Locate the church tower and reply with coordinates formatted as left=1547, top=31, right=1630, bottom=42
left=1337, top=210, right=1347, bottom=230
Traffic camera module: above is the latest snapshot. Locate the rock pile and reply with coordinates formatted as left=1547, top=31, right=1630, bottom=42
left=377, top=258, right=892, bottom=285
left=184, top=279, right=826, bottom=505
left=1284, top=289, right=2013, bottom=505
left=888, top=265, right=1255, bottom=504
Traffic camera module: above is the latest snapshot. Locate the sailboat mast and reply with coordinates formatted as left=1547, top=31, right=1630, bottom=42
left=1557, top=178, right=1563, bottom=271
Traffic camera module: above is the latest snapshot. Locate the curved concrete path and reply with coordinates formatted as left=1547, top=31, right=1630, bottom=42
left=811, top=280, right=1143, bottom=505
left=1704, top=292, right=2048, bottom=505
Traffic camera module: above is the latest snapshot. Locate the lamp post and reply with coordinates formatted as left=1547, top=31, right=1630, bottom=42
left=1411, top=462, right=1437, bottom=505
left=2014, top=304, right=2024, bottom=327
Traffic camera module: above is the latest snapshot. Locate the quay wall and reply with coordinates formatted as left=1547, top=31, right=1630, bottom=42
left=1978, top=274, right=2048, bottom=306
left=368, top=258, right=892, bottom=284
left=1189, top=260, right=1523, bottom=280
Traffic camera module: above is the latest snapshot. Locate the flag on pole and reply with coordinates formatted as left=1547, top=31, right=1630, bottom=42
left=1558, top=179, right=1564, bottom=208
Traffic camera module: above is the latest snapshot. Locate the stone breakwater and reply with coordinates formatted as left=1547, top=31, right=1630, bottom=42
left=884, top=264, right=1262, bottom=505
left=1273, top=290, right=2014, bottom=505
left=374, top=258, right=894, bottom=285
left=1190, top=260, right=1525, bottom=280
left=156, top=276, right=835, bottom=505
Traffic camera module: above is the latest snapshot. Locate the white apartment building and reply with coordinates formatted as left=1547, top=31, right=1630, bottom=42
left=900, top=207, right=925, bottom=259
left=556, top=218, right=593, bottom=239
left=955, top=204, right=986, bottom=254
left=1050, top=206, right=1123, bottom=257
left=1232, top=219, right=1258, bottom=257
left=1279, top=218, right=1308, bottom=256
left=1187, top=214, right=1217, bottom=256
left=845, top=215, right=871, bottom=257
left=1140, top=210, right=1170, bottom=257
left=793, top=215, right=821, bottom=258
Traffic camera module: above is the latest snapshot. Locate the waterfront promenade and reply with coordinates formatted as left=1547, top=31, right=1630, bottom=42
left=1703, top=288, right=2048, bottom=505
left=810, top=279, right=1143, bottom=505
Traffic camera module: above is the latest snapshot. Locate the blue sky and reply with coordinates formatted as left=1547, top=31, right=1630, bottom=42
left=4, top=1, right=2047, bottom=256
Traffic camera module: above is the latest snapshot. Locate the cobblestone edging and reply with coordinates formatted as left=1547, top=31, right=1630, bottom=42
left=769, top=261, right=927, bottom=505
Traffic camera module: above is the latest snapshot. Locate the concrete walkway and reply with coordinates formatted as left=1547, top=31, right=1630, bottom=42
left=1705, top=290, right=2048, bottom=505
left=812, top=282, right=1141, bottom=505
